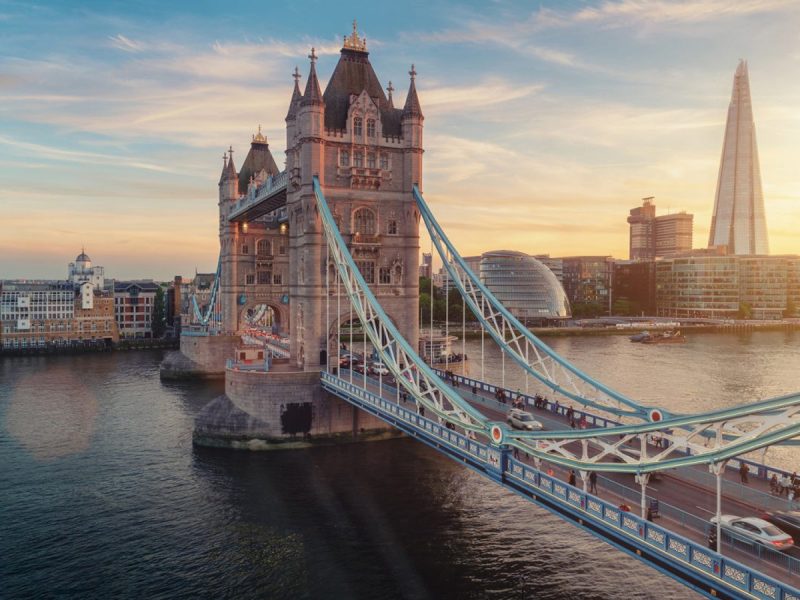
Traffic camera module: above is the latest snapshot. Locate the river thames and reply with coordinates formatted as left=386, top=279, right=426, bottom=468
left=1, top=330, right=798, bottom=599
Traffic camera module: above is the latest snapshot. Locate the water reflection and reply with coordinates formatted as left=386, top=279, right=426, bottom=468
left=5, top=365, right=97, bottom=460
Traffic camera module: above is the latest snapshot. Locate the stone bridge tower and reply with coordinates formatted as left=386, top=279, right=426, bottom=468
left=218, top=131, right=289, bottom=335
left=286, top=24, right=422, bottom=370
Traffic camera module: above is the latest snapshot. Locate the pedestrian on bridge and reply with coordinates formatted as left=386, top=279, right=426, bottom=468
left=589, top=471, right=598, bottom=494
left=739, top=462, right=750, bottom=484
left=568, top=469, right=576, bottom=487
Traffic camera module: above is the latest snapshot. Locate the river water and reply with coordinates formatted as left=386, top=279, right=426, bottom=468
left=1, top=331, right=798, bottom=599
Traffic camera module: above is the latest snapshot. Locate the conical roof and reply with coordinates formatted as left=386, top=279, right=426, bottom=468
left=223, top=150, right=238, bottom=181
left=286, top=67, right=303, bottom=120
left=301, top=49, right=323, bottom=107
left=238, top=130, right=280, bottom=194
left=322, top=47, right=403, bottom=136
left=402, top=65, right=423, bottom=119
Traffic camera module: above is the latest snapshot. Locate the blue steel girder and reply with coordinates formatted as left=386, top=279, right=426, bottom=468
left=413, top=185, right=664, bottom=423
left=315, top=176, right=800, bottom=474
left=191, top=256, right=221, bottom=327
left=313, top=177, right=488, bottom=432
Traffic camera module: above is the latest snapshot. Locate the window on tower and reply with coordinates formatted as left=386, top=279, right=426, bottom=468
left=340, top=150, right=350, bottom=167
left=387, top=219, right=398, bottom=235
left=353, top=152, right=363, bottom=168
left=257, top=239, right=272, bottom=257
left=367, top=153, right=376, bottom=169
left=380, top=154, right=389, bottom=170
left=353, top=208, right=376, bottom=235
left=356, top=260, right=375, bottom=284
left=367, top=119, right=375, bottom=137
left=353, top=117, right=362, bottom=136
left=379, top=267, right=391, bottom=284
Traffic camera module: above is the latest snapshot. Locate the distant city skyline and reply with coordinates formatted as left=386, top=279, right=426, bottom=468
left=2, top=0, right=800, bottom=279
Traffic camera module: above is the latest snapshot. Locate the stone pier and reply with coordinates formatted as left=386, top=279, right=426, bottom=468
left=193, top=362, right=398, bottom=450
left=159, top=333, right=240, bottom=380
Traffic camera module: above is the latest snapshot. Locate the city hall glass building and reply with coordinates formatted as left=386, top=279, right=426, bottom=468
left=479, top=251, right=571, bottom=323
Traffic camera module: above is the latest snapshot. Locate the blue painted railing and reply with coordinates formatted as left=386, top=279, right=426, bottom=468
left=322, top=372, right=800, bottom=600
left=439, top=369, right=800, bottom=491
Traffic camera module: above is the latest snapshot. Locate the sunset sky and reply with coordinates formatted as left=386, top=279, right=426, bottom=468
left=2, top=0, right=800, bottom=280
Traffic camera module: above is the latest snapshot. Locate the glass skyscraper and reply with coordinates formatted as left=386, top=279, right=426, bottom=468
left=708, top=60, right=769, bottom=255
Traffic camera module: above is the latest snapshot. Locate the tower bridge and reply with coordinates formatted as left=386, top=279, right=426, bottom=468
left=160, top=24, right=800, bottom=599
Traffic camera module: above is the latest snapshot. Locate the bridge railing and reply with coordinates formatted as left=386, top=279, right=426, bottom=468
left=322, top=372, right=800, bottom=598
left=441, top=369, right=800, bottom=494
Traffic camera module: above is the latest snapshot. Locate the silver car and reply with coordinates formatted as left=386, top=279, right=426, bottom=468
left=710, top=515, right=794, bottom=551
left=507, top=409, right=543, bottom=431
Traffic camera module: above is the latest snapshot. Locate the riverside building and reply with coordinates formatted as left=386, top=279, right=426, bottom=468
left=560, top=256, right=613, bottom=315
left=113, top=280, right=160, bottom=339
left=627, top=197, right=693, bottom=260
left=0, top=280, right=118, bottom=350
left=479, top=250, right=570, bottom=324
left=655, top=253, right=799, bottom=319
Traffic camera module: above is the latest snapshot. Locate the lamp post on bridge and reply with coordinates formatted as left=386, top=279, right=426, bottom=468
left=709, top=460, right=729, bottom=555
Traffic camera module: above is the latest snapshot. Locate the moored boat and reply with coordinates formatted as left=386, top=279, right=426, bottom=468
left=641, top=330, right=686, bottom=344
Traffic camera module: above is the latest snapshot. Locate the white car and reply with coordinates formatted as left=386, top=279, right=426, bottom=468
left=370, top=362, right=390, bottom=376
left=507, top=409, right=543, bottom=431
left=710, top=515, right=794, bottom=552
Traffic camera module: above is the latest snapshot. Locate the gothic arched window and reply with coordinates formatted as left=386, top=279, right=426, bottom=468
left=353, top=208, right=376, bottom=236
left=367, top=119, right=376, bottom=137
left=353, top=117, right=363, bottom=136
left=340, top=150, right=350, bottom=167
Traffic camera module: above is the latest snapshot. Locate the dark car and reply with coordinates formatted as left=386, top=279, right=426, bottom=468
left=762, top=511, right=800, bottom=539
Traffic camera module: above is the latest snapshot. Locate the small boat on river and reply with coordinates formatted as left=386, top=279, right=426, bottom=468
left=629, top=331, right=651, bottom=342
left=641, top=330, right=686, bottom=344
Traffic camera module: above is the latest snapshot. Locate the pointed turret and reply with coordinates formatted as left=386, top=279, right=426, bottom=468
left=219, top=146, right=239, bottom=203
left=286, top=66, right=303, bottom=120
left=224, top=146, right=238, bottom=180
left=301, top=48, right=323, bottom=107
left=218, top=152, right=228, bottom=185
left=402, top=64, right=423, bottom=120
left=386, top=81, right=394, bottom=109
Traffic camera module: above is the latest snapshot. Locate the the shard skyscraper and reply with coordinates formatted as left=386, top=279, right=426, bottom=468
left=707, top=60, right=769, bottom=255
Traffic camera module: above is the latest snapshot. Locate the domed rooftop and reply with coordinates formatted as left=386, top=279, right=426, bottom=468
left=76, top=249, right=91, bottom=263
left=479, top=251, right=571, bottom=320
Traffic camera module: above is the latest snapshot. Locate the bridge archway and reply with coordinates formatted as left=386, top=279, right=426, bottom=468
left=327, top=310, right=399, bottom=371
left=239, top=299, right=288, bottom=336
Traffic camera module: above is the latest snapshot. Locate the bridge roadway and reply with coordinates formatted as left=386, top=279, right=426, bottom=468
left=336, top=368, right=800, bottom=584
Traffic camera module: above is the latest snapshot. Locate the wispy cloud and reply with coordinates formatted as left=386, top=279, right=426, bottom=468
left=573, top=0, right=798, bottom=26
left=0, top=134, right=189, bottom=174
left=108, top=33, right=146, bottom=52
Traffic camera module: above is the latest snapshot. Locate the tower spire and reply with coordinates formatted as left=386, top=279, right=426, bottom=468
left=402, top=64, right=423, bottom=119
left=224, top=146, right=237, bottom=179
left=386, top=81, right=394, bottom=108
left=286, top=66, right=303, bottom=120
left=301, top=48, right=323, bottom=106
